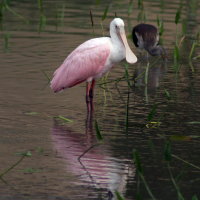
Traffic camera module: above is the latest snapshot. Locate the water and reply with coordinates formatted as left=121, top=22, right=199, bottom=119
left=0, top=0, right=199, bottom=199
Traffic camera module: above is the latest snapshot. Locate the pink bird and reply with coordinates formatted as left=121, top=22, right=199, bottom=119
left=50, top=18, right=137, bottom=103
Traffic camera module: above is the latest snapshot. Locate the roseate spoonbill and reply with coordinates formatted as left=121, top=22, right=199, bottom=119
left=132, top=23, right=166, bottom=58
left=50, top=18, right=137, bottom=103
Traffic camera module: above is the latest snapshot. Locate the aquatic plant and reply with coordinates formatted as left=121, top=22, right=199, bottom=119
left=156, top=16, right=164, bottom=37
left=95, top=119, right=103, bottom=141
left=133, top=149, right=157, bottom=200
left=137, top=0, right=146, bottom=22
left=89, top=9, right=95, bottom=35
left=38, top=0, right=46, bottom=32
left=128, top=0, right=134, bottom=16
left=0, top=0, right=28, bottom=24
left=0, top=151, right=32, bottom=181
left=115, top=191, right=125, bottom=200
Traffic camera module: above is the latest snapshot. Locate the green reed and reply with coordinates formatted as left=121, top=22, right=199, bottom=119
left=164, top=89, right=171, bottom=100
left=37, top=0, right=44, bottom=11
left=0, top=151, right=32, bottom=179
left=128, top=0, right=134, bottom=16
left=164, top=141, right=185, bottom=200
left=133, top=149, right=157, bottom=200
left=144, top=62, right=149, bottom=85
left=189, top=41, right=197, bottom=60
left=173, top=44, right=180, bottom=73
left=102, top=5, right=109, bottom=21
left=124, top=63, right=132, bottom=88
left=157, top=16, right=164, bottom=37
left=147, top=104, right=157, bottom=122
left=175, top=8, right=181, bottom=45
left=137, top=0, right=146, bottom=22
left=54, top=115, right=73, bottom=123
left=125, top=89, right=130, bottom=134
left=100, top=4, right=110, bottom=36
left=137, top=0, right=143, bottom=9
left=171, top=154, right=200, bottom=170
left=38, top=0, right=46, bottom=32
left=192, top=195, right=198, bottom=200
left=41, top=70, right=51, bottom=83
left=0, top=0, right=28, bottom=24
left=115, top=191, right=125, bottom=200
left=3, top=32, right=10, bottom=51
left=55, top=4, right=65, bottom=30
left=89, top=9, right=95, bottom=35
left=95, top=120, right=103, bottom=141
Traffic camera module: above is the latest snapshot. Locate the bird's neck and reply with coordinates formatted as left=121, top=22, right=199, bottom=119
left=110, top=30, right=124, bottom=48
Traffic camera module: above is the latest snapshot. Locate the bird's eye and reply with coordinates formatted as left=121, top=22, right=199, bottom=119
left=115, top=25, right=118, bottom=29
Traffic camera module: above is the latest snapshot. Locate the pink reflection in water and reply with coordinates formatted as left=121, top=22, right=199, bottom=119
left=51, top=107, right=135, bottom=199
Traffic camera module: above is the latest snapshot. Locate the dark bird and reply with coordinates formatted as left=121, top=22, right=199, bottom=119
left=132, top=23, right=166, bottom=58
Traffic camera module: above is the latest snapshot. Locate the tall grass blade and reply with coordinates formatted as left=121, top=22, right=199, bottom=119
left=102, top=5, right=109, bottom=21
left=133, top=150, right=157, bottom=200
left=189, top=41, right=197, bottom=60
left=59, top=4, right=65, bottom=27
left=167, top=163, right=185, bottom=200
left=164, top=141, right=172, bottom=162
left=157, top=16, right=164, bottom=36
left=41, top=70, right=50, bottom=82
left=137, top=10, right=146, bottom=22
left=174, top=44, right=180, bottom=62
left=124, top=64, right=131, bottom=88
left=181, top=19, right=186, bottom=35
left=115, top=191, right=125, bottom=200
left=5, top=4, right=28, bottom=24
left=164, top=89, right=171, bottom=100
left=172, top=154, right=200, bottom=170
left=133, top=149, right=143, bottom=174
left=0, top=2, right=5, bottom=22
left=138, top=0, right=143, bottom=9
left=55, top=115, right=73, bottom=123
left=38, top=14, right=46, bottom=32
left=38, top=0, right=43, bottom=10
left=89, top=9, right=94, bottom=28
left=0, top=151, right=31, bottom=178
left=175, top=8, right=181, bottom=24
left=95, top=0, right=100, bottom=5
left=192, top=195, right=198, bottom=200
left=3, top=33, right=10, bottom=51
left=128, top=0, right=134, bottom=16
left=125, top=90, right=130, bottom=134
left=95, top=120, right=103, bottom=141
left=173, top=44, right=180, bottom=72
left=89, top=9, right=95, bottom=35
left=147, top=104, right=157, bottom=121
left=144, top=62, right=149, bottom=85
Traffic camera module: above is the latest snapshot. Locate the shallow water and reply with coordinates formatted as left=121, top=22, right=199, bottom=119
left=0, top=0, right=199, bottom=200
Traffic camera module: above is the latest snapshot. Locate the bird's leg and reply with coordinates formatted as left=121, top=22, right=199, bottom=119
left=89, top=80, right=95, bottom=99
left=86, top=82, right=91, bottom=103
left=86, top=82, right=94, bottom=113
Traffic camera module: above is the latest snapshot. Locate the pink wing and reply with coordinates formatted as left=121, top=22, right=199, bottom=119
left=50, top=38, right=111, bottom=93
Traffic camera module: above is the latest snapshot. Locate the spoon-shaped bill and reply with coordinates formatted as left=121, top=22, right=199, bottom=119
left=120, top=30, right=137, bottom=64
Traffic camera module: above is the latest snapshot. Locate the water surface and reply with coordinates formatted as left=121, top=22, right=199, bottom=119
left=0, top=0, right=199, bottom=199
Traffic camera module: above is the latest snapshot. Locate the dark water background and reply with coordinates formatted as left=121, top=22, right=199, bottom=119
left=0, top=0, right=199, bottom=199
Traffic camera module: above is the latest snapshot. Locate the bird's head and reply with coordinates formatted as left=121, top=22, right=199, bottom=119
left=110, top=18, right=137, bottom=64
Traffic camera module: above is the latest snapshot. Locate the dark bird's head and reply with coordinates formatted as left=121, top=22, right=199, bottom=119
left=132, top=23, right=167, bottom=60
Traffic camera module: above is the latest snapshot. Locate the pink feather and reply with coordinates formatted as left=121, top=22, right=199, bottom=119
left=50, top=38, right=110, bottom=93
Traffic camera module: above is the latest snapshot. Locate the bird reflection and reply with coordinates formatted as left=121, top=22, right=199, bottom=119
left=51, top=102, right=135, bottom=200
left=133, top=61, right=167, bottom=93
